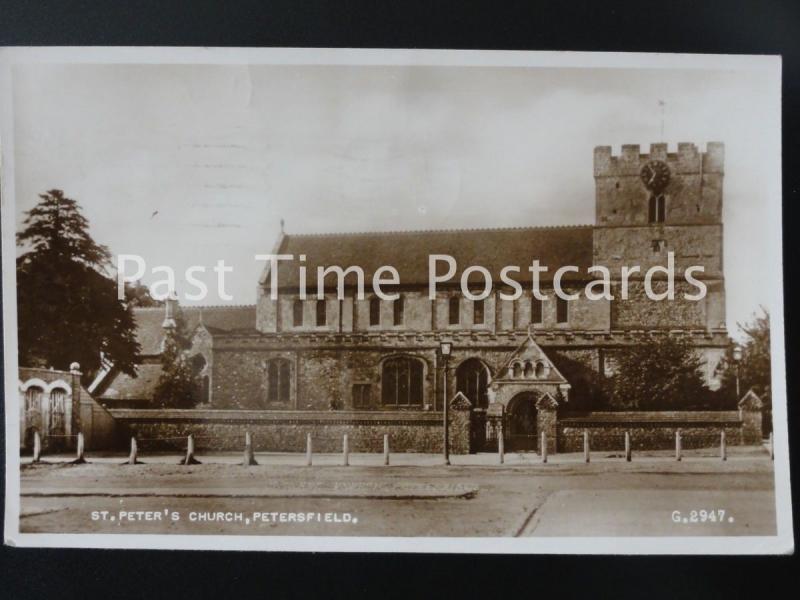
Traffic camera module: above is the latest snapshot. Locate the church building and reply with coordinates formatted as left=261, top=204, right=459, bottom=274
left=95, top=142, right=735, bottom=453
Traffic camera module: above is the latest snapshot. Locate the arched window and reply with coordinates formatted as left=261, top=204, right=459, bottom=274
left=190, top=353, right=207, bottom=374
left=531, top=297, right=543, bottom=324
left=535, top=361, right=545, bottom=379
left=456, top=358, right=490, bottom=409
left=524, top=361, right=534, bottom=378
left=25, top=386, right=43, bottom=416
left=316, top=299, right=327, bottom=326
left=369, top=297, right=381, bottom=326
left=556, top=296, right=569, bottom=323
left=381, top=356, right=424, bottom=407
left=48, top=388, right=66, bottom=435
left=649, top=193, right=666, bottom=223
left=512, top=362, right=523, bottom=378
left=449, top=296, right=460, bottom=325
left=473, top=299, right=485, bottom=324
left=393, top=295, right=404, bottom=326
left=189, top=355, right=210, bottom=405
left=265, top=358, right=292, bottom=405
left=200, top=375, right=210, bottom=404
left=292, top=299, right=304, bottom=327
left=24, top=385, right=44, bottom=440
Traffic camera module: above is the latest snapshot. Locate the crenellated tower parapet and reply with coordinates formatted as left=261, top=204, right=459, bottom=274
left=594, top=142, right=724, bottom=227
left=592, top=142, right=726, bottom=334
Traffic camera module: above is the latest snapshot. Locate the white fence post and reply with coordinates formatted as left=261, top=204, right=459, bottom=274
left=383, top=434, right=390, bottom=466
left=498, top=429, right=505, bottom=465
left=343, top=434, right=350, bottom=466
left=306, top=433, right=313, bottom=466
left=128, top=437, right=139, bottom=465
left=72, top=431, right=87, bottom=464
left=32, top=430, right=41, bottom=463
left=243, top=431, right=258, bottom=466
left=625, top=432, right=631, bottom=462
left=769, top=432, right=774, bottom=460
left=675, top=430, right=682, bottom=462
left=720, top=430, right=727, bottom=462
left=583, top=430, right=590, bottom=463
left=181, top=434, right=200, bottom=465
left=541, top=431, right=548, bottom=464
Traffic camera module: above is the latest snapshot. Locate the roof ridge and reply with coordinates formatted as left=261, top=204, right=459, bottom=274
left=134, top=304, right=256, bottom=311
left=184, top=304, right=256, bottom=310
left=286, top=224, right=594, bottom=238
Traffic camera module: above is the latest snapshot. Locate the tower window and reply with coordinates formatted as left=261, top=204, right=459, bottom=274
left=352, top=383, right=371, bottom=409
left=393, top=295, right=404, bottom=326
left=556, top=297, right=569, bottom=324
left=531, top=297, right=543, bottom=324
left=265, top=358, right=292, bottom=405
left=449, top=296, right=460, bottom=325
left=369, top=297, right=381, bottom=326
left=649, top=194, right=666, bottom=223
left=292, top=299, right=304, bottom=327
left=473, top=299, right=484, bottom=324
left=315, top=298, right=326, bottom=326
left=651, top=239, right=666, bottom=253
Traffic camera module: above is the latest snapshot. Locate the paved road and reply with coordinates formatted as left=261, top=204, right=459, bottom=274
left=16, top=452, right=776, bottom=538
left=521, top=489, right=774, bottom=536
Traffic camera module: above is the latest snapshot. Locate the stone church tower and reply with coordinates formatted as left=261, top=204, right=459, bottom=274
left=592, top=142, right=726, bottom=332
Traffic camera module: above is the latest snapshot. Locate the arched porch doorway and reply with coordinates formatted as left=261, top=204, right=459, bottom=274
left=456, top=358, right=491, bottom=452
left=507, top=392, right=539, bottom=451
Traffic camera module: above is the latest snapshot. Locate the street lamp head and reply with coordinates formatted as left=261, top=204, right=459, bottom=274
left=732, top=344, right=743, bottom=363
left=440, top=341, right=452, bottom=357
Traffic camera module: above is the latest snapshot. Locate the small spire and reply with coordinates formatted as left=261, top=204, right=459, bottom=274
left=280, top=218, right=285, bottom=234
left=162, top=290, right=179, bottom=329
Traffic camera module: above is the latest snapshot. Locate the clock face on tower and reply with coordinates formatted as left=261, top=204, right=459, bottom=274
left=640, top=160, right=671, bottom=192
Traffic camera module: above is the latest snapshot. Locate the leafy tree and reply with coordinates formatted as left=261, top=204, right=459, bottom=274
left=152, top=320, right=198, bottom=409
left=16, top=189, right=140, bottom=382
left=125, top=280, right=164, bottom=308
left=152, top=309, right=204, bottom=408
left=606, top=334, right=708, bottom=410
left=550, top=352, right=610, bottom=411
left=715, top=308, right=771, bottom=418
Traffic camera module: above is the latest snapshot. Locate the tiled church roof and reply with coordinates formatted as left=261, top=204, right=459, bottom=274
left=132, top=305, right=257, bottom=356
left=95, top=304, right=256, bottom=402
left=275, top=225, right=594, bottom=288
left=97, top=361, right=163, bottom=402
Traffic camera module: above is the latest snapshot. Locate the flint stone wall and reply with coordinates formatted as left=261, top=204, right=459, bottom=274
left=109, top=408, right=447, bottom=453
left=557, top=410, right=758, bottom=452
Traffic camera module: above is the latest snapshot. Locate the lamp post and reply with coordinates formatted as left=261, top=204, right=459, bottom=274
left=440, top=341, right=452, bottom=466
left=732, top=344, right=743, bottom=399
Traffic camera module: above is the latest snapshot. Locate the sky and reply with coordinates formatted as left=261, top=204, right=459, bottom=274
left=9, top=57, right=782, bottom=335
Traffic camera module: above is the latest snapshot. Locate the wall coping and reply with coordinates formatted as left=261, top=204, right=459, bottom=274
left=108, top=408, right=444, bottom=423
left=559, top=410, right=741, bottom=425
left=19, top=366, right=74, bottom=375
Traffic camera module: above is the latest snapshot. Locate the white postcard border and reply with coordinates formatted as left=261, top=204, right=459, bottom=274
left=1, top=46, right=791, bottom=554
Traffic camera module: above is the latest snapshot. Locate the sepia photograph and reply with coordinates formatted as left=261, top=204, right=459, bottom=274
left=0, top=47, right=791, bottom=553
